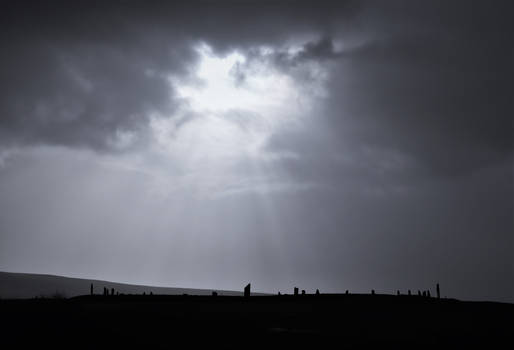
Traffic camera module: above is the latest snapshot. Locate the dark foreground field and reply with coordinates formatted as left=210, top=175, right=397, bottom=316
left=1, top=294, right=512, bottom=349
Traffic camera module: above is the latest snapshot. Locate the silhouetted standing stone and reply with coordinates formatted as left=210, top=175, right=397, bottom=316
left=244, top=283, right=251, bottom=298
left=345, top=290, right=349, bottom=295
left=212, top=291, right=218, bottom=297
left=397, top=290, right=400, bottom=296
left=427, top=290, right=431, bottom=298
left=436, top=283, right=440, bottom=299
left=418, top=290, right=421, bottom=296
left=408, top=290, right=411, bottom=296
left=301, top=290, right=306, bottom=295
left=294, top=287, right=299, bottom=296
left=111, top=288, right=114, bottom=296
left=422, top=291, right=426, bottom=297
left=371, top=289, right=375, bottom=295
left=316, top=289, right=320, bottom=296
left=90, top=283, right=93, bottom=295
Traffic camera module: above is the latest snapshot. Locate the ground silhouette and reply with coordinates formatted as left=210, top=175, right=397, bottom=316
left=1, top=291, right=512, bottom=349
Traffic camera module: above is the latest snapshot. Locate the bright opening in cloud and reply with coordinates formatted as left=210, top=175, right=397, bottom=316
left=175, top=43, right=300, bottom=114
left=145, top=43, right=327, bottom=197
left=155, top=44, right=311, bottom=163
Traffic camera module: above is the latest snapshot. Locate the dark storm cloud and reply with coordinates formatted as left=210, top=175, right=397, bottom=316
left=329, top=30, right=513, bottom=176
left=255, top=36, right=342, bottom=69
left=264, top=0, right=513, bottom=177
left=0, top=2, right=194, bottom=150
left=0, top=0, right=511, bottom=166
left=0, top=0, right=356, bottom=150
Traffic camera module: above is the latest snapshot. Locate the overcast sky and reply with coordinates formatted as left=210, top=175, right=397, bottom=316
left=0, top=0, right=512, bottom=302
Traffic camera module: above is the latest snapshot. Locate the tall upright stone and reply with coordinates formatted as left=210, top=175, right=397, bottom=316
left=294, top=287, right=299, bottom=296
left=244, top=283, right=251, bottom=298
left=436, top=283, right=440, bottom=299
left=90, top=283, right=93, bottom=296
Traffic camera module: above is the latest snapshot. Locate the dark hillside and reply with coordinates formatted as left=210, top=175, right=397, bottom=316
left=0, top=271, right=255, bottom=298
left=1, top=293, right=512, bottom=349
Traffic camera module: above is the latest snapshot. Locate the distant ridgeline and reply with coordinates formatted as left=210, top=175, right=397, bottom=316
left=0, top=271, right=450, bottom=300
left=0, top=271, right=261, bottom=299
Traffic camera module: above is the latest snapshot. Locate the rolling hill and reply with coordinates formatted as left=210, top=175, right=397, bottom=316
left=0, top=271, right=253, bottom=298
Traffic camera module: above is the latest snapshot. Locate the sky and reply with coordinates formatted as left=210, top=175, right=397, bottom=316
left=0, top=0, right=512, bottom=302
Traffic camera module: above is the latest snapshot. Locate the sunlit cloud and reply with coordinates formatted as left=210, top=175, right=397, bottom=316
left=140, top=43, right=330, bottom=197
left=174, top=43, right=300, bottom=114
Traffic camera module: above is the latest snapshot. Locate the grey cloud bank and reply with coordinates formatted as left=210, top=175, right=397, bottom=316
left=0, top=1, right=353, bottom=149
